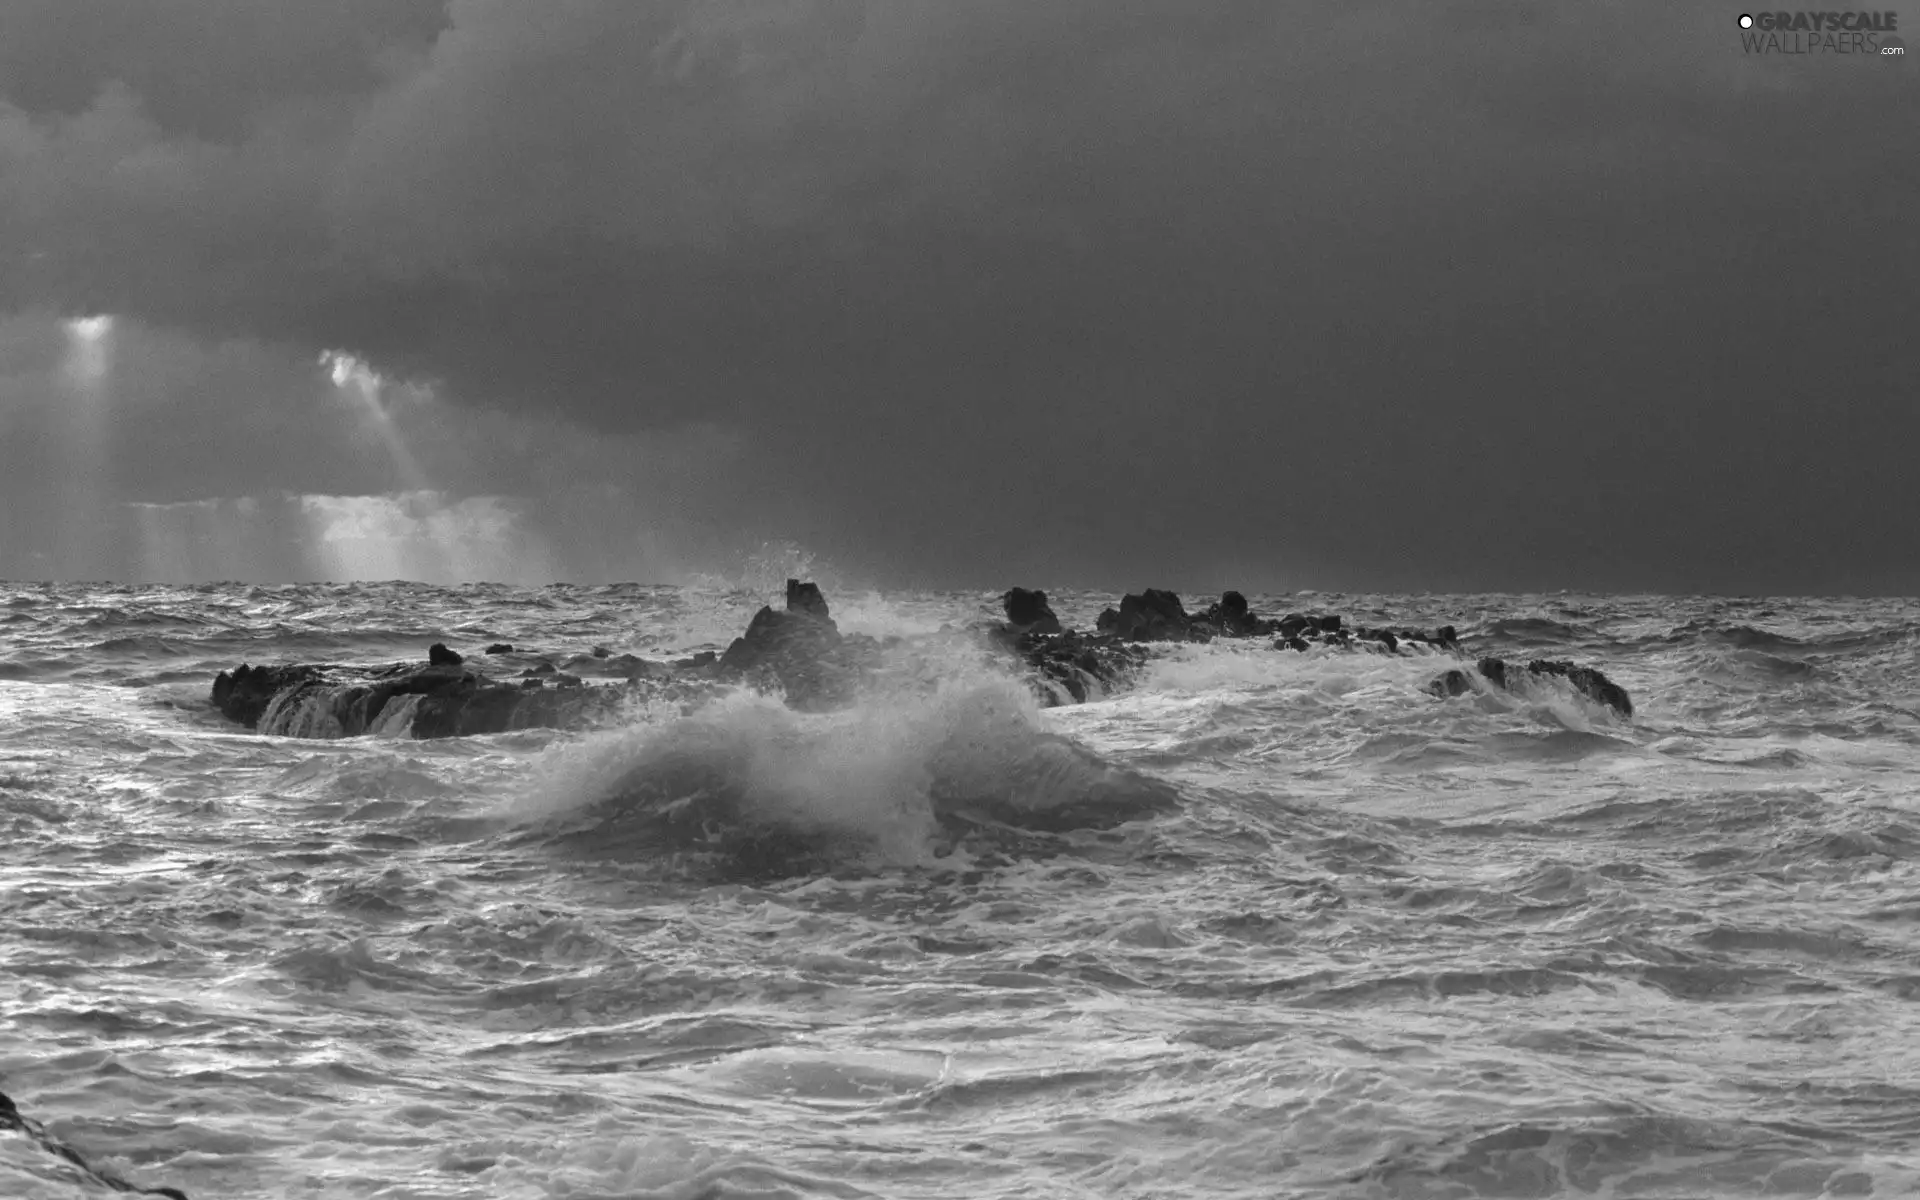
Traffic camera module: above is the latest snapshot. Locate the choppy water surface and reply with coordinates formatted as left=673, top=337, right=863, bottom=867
left=3, top=583, right=1918, bottom=1198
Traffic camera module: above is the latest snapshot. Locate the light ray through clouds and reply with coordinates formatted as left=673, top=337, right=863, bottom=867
left=5, top=310, right=717, bottom=584
left=125, top=345, right=564, bottom=583
left=320, top=349, right=432, bottom=492
left=52, top=315, right=115, bottom=577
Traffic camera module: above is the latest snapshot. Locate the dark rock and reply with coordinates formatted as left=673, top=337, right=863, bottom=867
left=1098, top=588, right=1201, bottom=642
left=213, top=583, right=1634, bottom=743
left=1477, top=656, right=1509, bottom=689
left=718, top=589, right=868, bottom=708
left=212, top=658, right=634, bottom=739
left=1002, top=587, right=1063, bottom=634
left=785, top=578, right=831, bottom=620
left=1197, top=590, right=1278, bottom=637
left=558, top=651, right=659, bottom=681
left=1428, top=668, right=1474, bottom=698
left=720, top=606, right=832, bottom=671
left=485, top=643, right=514, bottom=654
left=211, top=663, right=321, bottom=728
left=591, top=644, right=611, bottom=658
left=1013, top=629, right=1149, bottom=706
left=1428, top=656, right=1632, bottom=717
left=1, top=1088, right=188, bottom=1199
left=1523, top=658, right=1633, bottom=717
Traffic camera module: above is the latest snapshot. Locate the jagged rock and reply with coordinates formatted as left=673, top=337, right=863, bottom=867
left=1002, top=587, right=1063, bottom=634
left=1014, top=629, right=1149, bottom=704
left=1194, top=591, right=1281, bottom=637
left=485, top=642, right=514, bottom=654
left=1275, top=612, right=1344, bottom=640
left=1268, top=610, right=1461, bottom=655
left=213, top=582, right=1637, bottom=738
left=785, top=578, right=831, bottom=621
left=1, top=1089, right=187, bottom=1198
left=1097, top=589, right=1202, bottom=642
left=428, top=642, right=463, bottom=666
left=717, top=581, right=871, bottom=708
left=1429, top=656, right=1633, bottom=717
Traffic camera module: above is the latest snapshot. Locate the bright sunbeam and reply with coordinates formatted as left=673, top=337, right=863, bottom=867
left=68, top=314, right=113, bottom=340
left=48, top=314, right=118, bottom=576
left=318, top=348, right=431, bottom=492
left=63, top=314, right=114, bottom=386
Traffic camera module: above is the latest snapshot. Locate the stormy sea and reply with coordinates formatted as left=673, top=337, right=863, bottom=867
left=2, top=580, right=1918, bottom=1200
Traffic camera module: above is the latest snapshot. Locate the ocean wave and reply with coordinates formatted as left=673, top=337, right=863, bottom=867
left=1353, top=1111, right=1892, bottom=1198
left=513, top=677, right=1180, bottom=876
left=89, top=635, right=195, bottom=658
left=1658, top=618, right=1918, bottom=656
left=1477, top=614, right=1596, bottom=643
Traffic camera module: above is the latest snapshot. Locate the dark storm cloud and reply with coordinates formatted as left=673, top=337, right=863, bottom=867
left=1, top=1, right=1913, bottom=590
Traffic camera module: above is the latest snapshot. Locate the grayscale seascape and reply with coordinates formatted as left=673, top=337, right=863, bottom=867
left=3, top=582, right=1917, bottom=1197
left=2, top=2, right=1911, bottom=1196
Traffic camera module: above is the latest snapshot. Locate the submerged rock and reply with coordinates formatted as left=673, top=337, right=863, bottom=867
left=1429, top=656, right=1633, bottom=717
left=211, top=662, right=323, bottom=729
left=1010, top=629, right=1150, bottom=704
left=211, top=659, right=637, bottom=738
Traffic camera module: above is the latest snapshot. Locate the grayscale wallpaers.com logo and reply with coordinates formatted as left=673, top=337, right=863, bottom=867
left=1737, top=10, right=1905, bottom=55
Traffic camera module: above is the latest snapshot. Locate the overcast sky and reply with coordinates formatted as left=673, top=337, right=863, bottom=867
left=1, top=0, right=1914, bottom=591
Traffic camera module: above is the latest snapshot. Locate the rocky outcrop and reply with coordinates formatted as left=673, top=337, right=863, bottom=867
left=1087, top=588, right=1458, bottom=652
left=210, top=581, right=1629, bottom=738
left=785, top=578, right=831, bottom=620
left=1429, top=656, right=1633, bottom=717
left=1197, top=590, right=1273, bottom=636
left=1002, top=587, right=1063, bottom=634
left=1, top=1088, right=187, bottom=1198
left=718, top=578, right=882, bottom=709
left=211, top=656, right=640, bottom=738
left=1271, top=612, right=1458, bottom=654
left=1011, top=629, right=1149, bottom=704
left=1097, top=589, right=1201, bottom=641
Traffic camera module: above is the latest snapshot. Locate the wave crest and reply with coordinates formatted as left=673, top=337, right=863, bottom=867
left=514, top=675, right=1179, bottom=875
